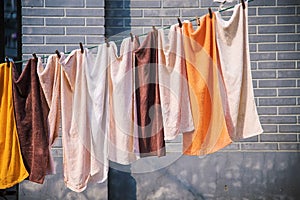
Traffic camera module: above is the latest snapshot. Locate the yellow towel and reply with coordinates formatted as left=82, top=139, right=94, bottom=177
left=0, top=62, right=28, bottom=189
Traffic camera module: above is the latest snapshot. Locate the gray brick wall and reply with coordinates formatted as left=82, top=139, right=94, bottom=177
left=105, top=0, right=300, bottom=153
left=22, top=0, right=105, bottom=59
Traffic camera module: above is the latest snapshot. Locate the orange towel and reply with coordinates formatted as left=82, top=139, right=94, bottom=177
left=0, top=62, right=28, bottom=189
left=182, top=13, right=232, bottom=156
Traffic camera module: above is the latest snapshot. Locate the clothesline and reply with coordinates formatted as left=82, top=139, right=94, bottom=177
left=13, top=0, right=253, bottom=64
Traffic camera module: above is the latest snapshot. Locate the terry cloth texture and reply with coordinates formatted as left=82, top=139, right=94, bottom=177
left=215, top=3, right=263, bottom=140
left=12, top=59, right=50, bottom=184
left=182, top=14, right=232, bottom=156
left=107, top=38, right=140, bottom=164
left=0, top=62, right=29, bottom=189
left=157, top=24, right=194, bottom=140
left=134, top=30, right=166, bottom=157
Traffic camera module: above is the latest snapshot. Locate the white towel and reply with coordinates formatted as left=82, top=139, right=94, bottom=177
left=215, top=3, right=263, bottom=140
left=158, top=24, right=194, bottom=140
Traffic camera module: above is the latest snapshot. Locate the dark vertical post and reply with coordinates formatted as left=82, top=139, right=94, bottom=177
left=0, top=0, right=5, bottom=62
left=16, top=0, right=22, bottom=72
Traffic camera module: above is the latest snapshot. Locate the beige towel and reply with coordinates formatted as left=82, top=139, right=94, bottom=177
left=215, top=3, right=263, bottom=140
left=107, top=38, right=140, bottom=164
left=37, top=55, right=61, bottom=175
left=62, top=49, right=108, bottom=192
left=158, top=24, right=194, bottom=140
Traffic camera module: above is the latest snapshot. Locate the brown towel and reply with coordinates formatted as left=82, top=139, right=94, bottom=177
left=134, top=30, right=166, bottom=157
left=12, top=59, right=50, bottom=184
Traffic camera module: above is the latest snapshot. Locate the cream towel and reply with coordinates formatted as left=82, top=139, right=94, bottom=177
left=158, top=24, right=194, bottom=140
left=215, top=3, right=263, bottom=140
left=63, top=49, right=108, bottom=192
left=107, top=38, right=140, bottom=164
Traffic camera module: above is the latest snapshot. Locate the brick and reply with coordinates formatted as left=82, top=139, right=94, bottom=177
left=106, top=19, right=125, bottom=27
left=251, top=71, right=276, bottom=79
left=278, top=16, right=300, bottom=24
left=278, top=70, right=300, bottom=78
left=220, top=143, right=240, bottom=151
left=248, top=26, right=256, bottom=34
left=51, top=148, right=63, bottom=157
left=258, top=43, right=295, bottom=52
left=86, top=0, right=105, bottom=7
left=254, top=89, right=277, bottom=97
left=259, top=98, right=296, bottom=106
left=106, top=9, right=136, bottom=17
left=257, top=106, right=277, bottom=115
left=259, top=116, right=297, bottom=124
left=162, top=18, right=179, bottom=26
left=259, top=80, right=296, bottom=88
left=45, top=0, right=84, bottom=7
left=251, top=62, right=257, bottom=70
left=277, top=0, right=300, bottom=5
left=22, top=36, right=44, bottom=44
left=106, top=28, right=131, bottom=37
left=258, top=62, right=295, bottom=69
left=249, top=35, right=276, bottom=43
left=144, top=9, right=179, bottom=17
left=261, top=134, right=297, bottom=142
left=23, top=45, right=64, bottom=54
left=46, top=36, right=85, bottom=44
left=45, top=18, right=85, bottom=26
left=66, top=27, right=105, bottom=35
left=86, top=18, right=105, bottom=26
left=258, top=25, right=295, bottom=34
left=278, top=89, right=300, bottom=97
left=248, top=0, right=276, bottom=6
left=258, top=7, right=295, bottom=15
left=22, top=8, right=64, bottom=17
left=252, top=80, right=257, bottom=88
left=279, top=107, right=300, bottom=115
left=22, top=17, right=44, bottom=25
left=250, top=53, right=276, bottom=61
left=248, top=8, right=257, bottom=16
left=279, top=125, right=300, bottom=133
left=22, top=0, right=43, bottom=7
left=23, top=27, right=65, bottom=35
left=278, top=34, right=300, bottom=42
left=53, top=137, right=62, bottom=147
left=278, top=52, right=300, bottom=60
left=181, top=8, right=207, bottom=17
left=248, top=17, right=276, bottom=25
left=249, top=44, right=257, bottom=52
left=241, top=143, right=278, bottom=150
left=261, top=125, right=278, bottom=133
left=125, top=1, right=161, bottom=8
left=239, top=136, right=259, bottom=143
left=66, top=8, right=105, bottom=17
left=279, top=143, right=300, bottom=150
left=106, top=1, right=123, bottom=8
left=163, top=0, right=198, bottom=8
left=125, top=18, right=162, bottom=27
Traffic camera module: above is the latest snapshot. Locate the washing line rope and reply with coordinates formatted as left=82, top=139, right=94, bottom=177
left=13, top=0, right=253, bottom=64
